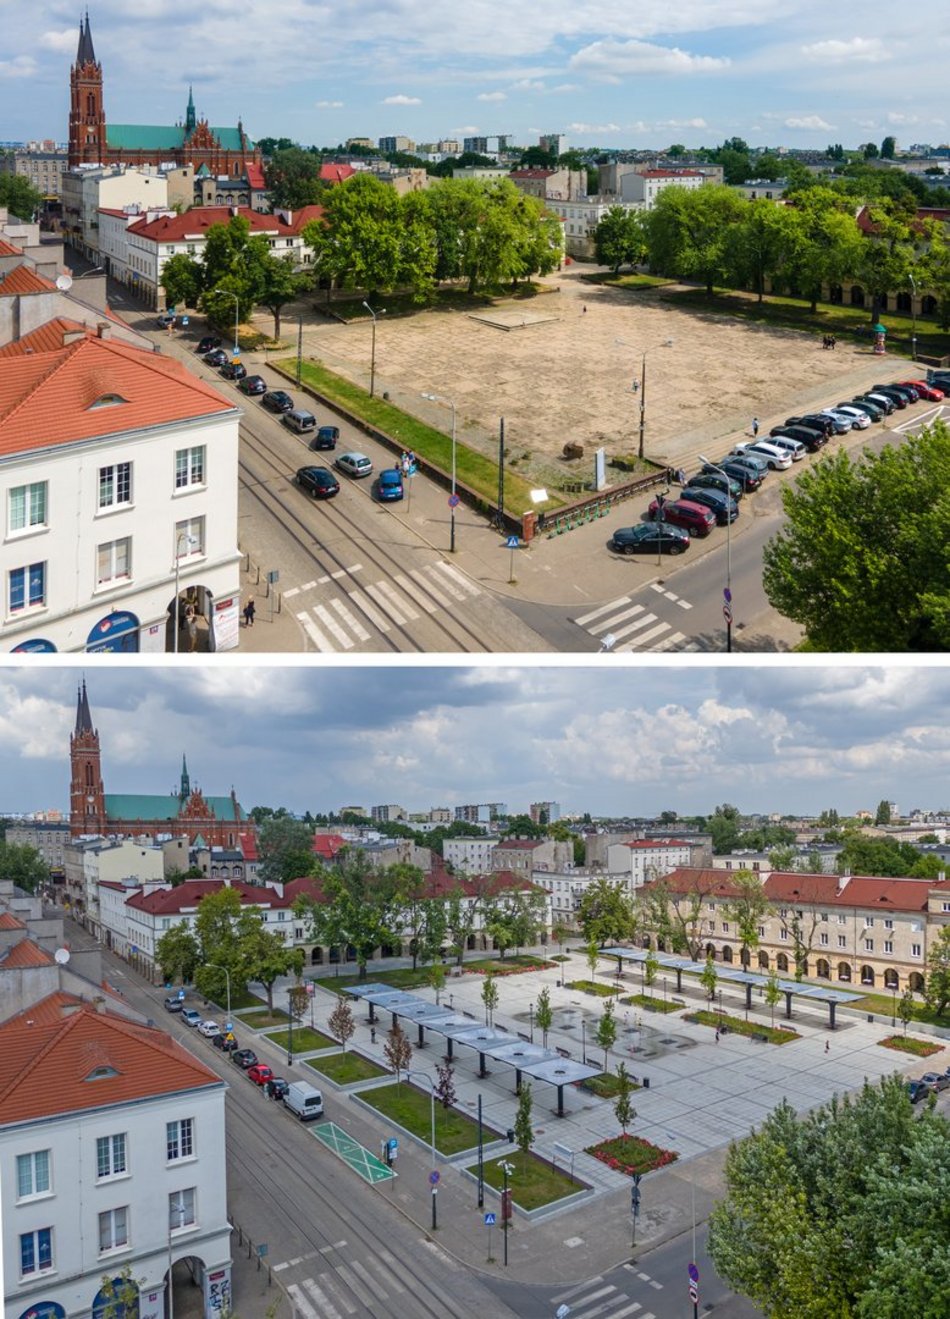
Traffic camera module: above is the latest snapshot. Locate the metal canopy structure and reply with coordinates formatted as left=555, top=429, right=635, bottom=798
left=598, top=946, right=863, bottom=1028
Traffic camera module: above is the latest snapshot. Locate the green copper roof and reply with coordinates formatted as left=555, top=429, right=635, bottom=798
left=106, top=124, right=251, bottom=152
left=104, top=792, right=246, bottom=822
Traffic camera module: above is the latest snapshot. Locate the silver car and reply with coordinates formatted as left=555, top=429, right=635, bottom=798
left=335, top=452, right=374, bottom=479
left=763, top=434, right=806, bottom=461
left=822, top=406, right=869, bottom=431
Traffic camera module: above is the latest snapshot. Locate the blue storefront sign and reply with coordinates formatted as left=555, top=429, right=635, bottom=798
left=10, top=639, right=57, bottom=653
left=86, top=611, right=140, bottom=653
left=19, top=1303, right=66, bottom=1319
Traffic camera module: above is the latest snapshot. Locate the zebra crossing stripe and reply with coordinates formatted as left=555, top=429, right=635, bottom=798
left=575, top=597, right=631, bottom=627
left=347, top=590, right=391, bottom=632
left=349, top=1258, right=393, bottom=1301
left=329, top=598, right=371, bottom=641
left=621, top=620, right=670, bottom=649
left=410, top=567, right=453, bottom=608
left=425, top=564, right=466, bottom=601
left=333, top=1263, right=375, bottom=1309
left=394, top=573, right=438, bottom=614
left=436, top=560, right=481, bottom=595
left=313, top=1272, right=357, bottom=1316
left=609, top=612, right=659, bottom=643
left=552, top=1278, right=606, bottom=1304
left=374, top=578, right=419, bottom=621
left=313, top=604, right=356, bottom=649
left=566, top=1283, right=619, bottom=1313
left=651, top=631, right=687, bottom=651
left=365, top=581, right=410, bottom=624
left=609, top=1303, right=646, bottom=1318
left=587, top=604, right=646, bottom=635
left=296, top=611, right=338, bottom=653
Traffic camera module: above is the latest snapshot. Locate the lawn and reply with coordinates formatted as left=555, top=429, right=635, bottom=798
left=468, top=1153, right=584, bottom=1210
left=579, top=1072, right=641, bottom=1098
left=566, top=979, right=622, bottom=997
left=313, top=966, right=438, bottom=993
left=304, top=1052, right=388, bottom=1085
left=359, top=1083, right=487, bottom=1155
left=685, top=1009, right=799, bottom=1044
left=273, top=358, right=562, bottom=516
left=199, top=987, right=262, bottom=1013
left=237, top=1008, right=289, bottom=1029
left=582, top=271, right=675, bottom=290
left=878, top=1034, right=942, bottom=1058
left=464, top=955, right=557, bottom=977
left=586, top=1133, right=678, bottom=1176
left=620, top=993, right=680, bottom=1015
left=265, top=1026, right=337, bottom=1052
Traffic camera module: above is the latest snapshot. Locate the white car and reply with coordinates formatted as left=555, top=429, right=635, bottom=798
left=197, top=1020, right=222, bottom=1038
left=335, top=451, right=373, bottom=479
left=822, top=406, right=869, bottom=431
left=732, top=441, right=792, bottom=471
left=763, top=434, right=806, bottom=461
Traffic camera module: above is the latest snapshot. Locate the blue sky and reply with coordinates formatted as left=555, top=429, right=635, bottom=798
left=1, top=662, right=949, bottom=820
left=2, top=1, right=946, bottom=153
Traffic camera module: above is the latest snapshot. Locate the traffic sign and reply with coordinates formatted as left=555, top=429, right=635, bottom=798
left=448, top=493, right=461, bottom=508
left=723, top=604, right=733, bottom=625
left=688, top=1263, right=699, bottom=1283
left=506, top=535, right=520, bottom=549
left=225, top=1022, right=233, bottom=1032
left=306, top=983, right=315, bottom=996
left=723, top=587, right=732, bottom=603
left=484, top=1212, right=496, bottom=1226
left=178, top=989, right=185, bottom=1001
left=689, top=1282, right=698, bottom=1303
left=429, top=1170, right=440, bottom=1186
left=388, top=1138, right=398, bottom=1152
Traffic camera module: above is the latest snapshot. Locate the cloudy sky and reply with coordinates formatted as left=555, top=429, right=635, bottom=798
left=2, top=661, right=949, bottom=820
left=3, top=1, right=947, bottom=152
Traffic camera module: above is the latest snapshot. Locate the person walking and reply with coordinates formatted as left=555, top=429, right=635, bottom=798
left=751, top=417, right=760, bottom=437
left=243, top=598, right=256, bottom=628
left=184, top=604, right=198, bottom=653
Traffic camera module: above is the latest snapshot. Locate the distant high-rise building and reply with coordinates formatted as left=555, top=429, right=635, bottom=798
left=530, top=801, right=561, bottom=825
left=371, top=804, right=406, bottom=822
left=539, top=133, right=565, bottom=158
left=378, top=136, right=414, bottom=154
left=496, top=135, right=512, bottom=153
left=453, top=802, right=506, bottom=823
left=463, top=136, right=489, bottom=156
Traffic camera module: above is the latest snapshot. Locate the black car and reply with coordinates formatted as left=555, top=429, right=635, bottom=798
left=675, top=485, right=738, bottom=524
left=867, top=386, right=906, bottom=410
left=163, top=995, right=184, bottom=1013
left=686, top=472, right=743, bottom=502
left=220, top=361, right=248, bottom=381
left=907, top=1079, right=930, bottom=1104
left=238, top=374, right=267, bottom=395
left=862, top=390, right=897, bottom=414
left=309, top=425, right=340, bottom=451
left=610, top=523, right=690, bottom=556
left=231, top=1049, right=259, bottom=1069
left=844, top=398, right=884, bottom=422
left=296, top=466, right=340, bottom=499
left=265, top=1077, right=290, bottom=1100
left=196, top=335, right=221, bottom=355
left=211, top=1032, right=239, bottom=1052
left=876, top=382, right=917, bottom=404
left=204, top=348, right=229, bottom=367
left=771, top=424, right=825, bottom=453
left=262, top=390, right=294, bottom=413
left=784, top=413, right=834, bottom=438
left=711, top=459, right=762, bottom=492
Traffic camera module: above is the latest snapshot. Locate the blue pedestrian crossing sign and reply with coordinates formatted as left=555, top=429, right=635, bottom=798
left=506, top=535, right=520, bottom=549
left=484, top=1212, right=496, bottom=1225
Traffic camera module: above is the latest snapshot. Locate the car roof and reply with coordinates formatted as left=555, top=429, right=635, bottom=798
left=342, top=451, right=369, bottom=461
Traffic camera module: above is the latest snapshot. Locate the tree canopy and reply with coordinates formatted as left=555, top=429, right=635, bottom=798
left=0, top=842, right=49, bottom=895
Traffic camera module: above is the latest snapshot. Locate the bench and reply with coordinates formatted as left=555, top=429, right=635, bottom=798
left=671, top=996, right=686, bottom=1006
left=751, top=1032, right=768, bottom=1043
left=556, top=1046, right=572, bottom=1059
left=517, top=1031, right=531, bottom=1043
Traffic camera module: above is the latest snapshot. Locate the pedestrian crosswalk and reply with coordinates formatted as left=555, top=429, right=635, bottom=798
left=287, top=1245, right=409, bottom=1318
left=574, top=587, right=700, bottom=653
left=288, top=559, right=482, bottom=651
left=551, top=1271, right=660, bottom=1319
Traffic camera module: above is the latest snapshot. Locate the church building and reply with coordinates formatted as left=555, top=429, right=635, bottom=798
left=69, top=681, right=248, bottom=846
left=67, top=13, right=262, bottom=176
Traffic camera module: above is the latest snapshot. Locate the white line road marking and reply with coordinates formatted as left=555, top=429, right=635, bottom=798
left=567, top=1284, right=619, bottom=1314
left=329, top=598, right=371, bottom=641
left=348, top=590, right=391, bottom=632
left=425, top=564, right=466, bottom=601
left=365, top=581, right=409, bottom=624
left=624, top=621, right=673, bottom=649
left=349, top=1259, right=391, bottom=1301
left=410, top=567, right=452, bottom=608
left=394, top=573, right=438, bottom=614
left=315, top=1272, right=356, bottom=1316
left=587, top=604, right=646, bottom=635
left=676, top=597, right=692, bottom=609
left=375, top=578, right=419, bottom=621
left=610, top=612, right=659, bottom=643
left=436, top=561, right=481, bottom=595
left=313, top=605, right=355, bottom=649
left=286, top=1284, right=320, bottom=1319
left=651, top=631, right=687, bottom=651
left=609, top=1304, right=645, bottom=1318
left=648, top=1279, right=663, bottom=1289
left=575, top=597, right=631, bottom=627
left=318, top=574, right=330, bottom=584
left=333, top=1263, right=374, bottom=1309
left=552, top=1278, right=605, bottom=1304
left=296, top=611, right=337, bottom=652
left=283, top=588, right=300, bottom=599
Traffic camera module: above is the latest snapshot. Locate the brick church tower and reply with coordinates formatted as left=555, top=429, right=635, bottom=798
left=69, top=679, right=107, bottom=836
left=68, top=12, right=107, bottom=168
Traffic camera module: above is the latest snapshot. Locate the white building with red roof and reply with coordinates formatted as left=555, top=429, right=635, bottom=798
left=620, top=168, right=705, bottom=207
left=0, top=331, right=241, bottom=654
left=606, top=837, right=698, bottom=890
left=0, top=996, right=231, bottom=1319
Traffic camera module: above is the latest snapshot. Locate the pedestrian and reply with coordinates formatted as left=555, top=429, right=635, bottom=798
left=370, top=1025, right=376, bottom=1045
left=184, top=605, right=198, bottom=653
left=582, top=304, right=587, bottom=314
left=715, top=1028, right=720, bottom=1043
left=751, top=417, right=759, bottom=437
left=824, top=1039, right=830, bottom=1054
left=243, top=598, right=255, bottom=628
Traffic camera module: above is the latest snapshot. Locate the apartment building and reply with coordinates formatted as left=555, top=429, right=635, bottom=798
left=443, top=836, right=497, bottom=874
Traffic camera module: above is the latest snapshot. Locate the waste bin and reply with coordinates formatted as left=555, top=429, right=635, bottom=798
left=642, top=1077, right=650, bottom=1089
left=522, top=510, right=537, bottom=542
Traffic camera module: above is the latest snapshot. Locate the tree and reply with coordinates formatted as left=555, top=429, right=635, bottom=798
left=647, top=185, right=747, bottom=294
left=595, top=999, right=617, bottom=1069
left=256, top=252, right=309, bottom=338
left=643, top=949, right=659, bottom=990
left=265, top=146, right=324, bottom=209
left=288, top=984, right=309, bottom=1021
left=383, top=1020, right=412, bottom=1083
left=899, top=988, right=915, bottom=1036
left=924, top=925, right=950, bottom=1017
left=427, top=960, right=446, bottom=1005
left=578, top=878, right=634, bottom=946
left=192, top=885, right=246, bottom=993
left=155, top=924, right=200, bottom=984
left=257, top=816, right=315, bottom=886
left=595, top=206, right=648, bottom=274
left=862, top=141, right=881, bottom=159
left=327, top=995, right=355, bottom=1051
left=708, top=1078, right=950, bottom=1318
left=513, top=1080, right=534, bottom=1168
left=875, top=799, right=892, bottom=826
left=769, top=845, right=797, bottom=871
left=782, top=187, right=864, bottom=313
left=613, top=1062, right=636, bottom=1136
left=880, top=136, right=897, bottom=159
left=764, top=971, right=781, bottom=1028
left=160, top=253, right=203, bottom=311
left=700, top=955, right=718, bottom=1002
left=239, top=915, right=304, bottom=1012
left=762, top=423, right=950, bottom=650
left=295, top=851, right=402, bottom=980
left=535, top=986, right=552, bottom=1047
left=0, top=173, right=43, bottom=219
left=636, top=877, right=710, bottom=960
left=435, top=1060, right=456, bottom=1111
left=723, top=870, right=771, bottom=968
left=723, top=200, right=798, bottom=303
left=444, top=887, right=479, bottom=965
left=552, top=921, right=572, bottom=959
left=481, top=972, right=499, bottom=1026
left=0, top=841, right=49, bottom=894
left=585, top=936, right=601, bottom=983
left=95, top=1263, right=144, bottom=1319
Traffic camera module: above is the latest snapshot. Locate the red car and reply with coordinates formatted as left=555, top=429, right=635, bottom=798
left=246, top=1064, right=275, bottom=1087
left=648, top=498, right=716, bottom=538
left=902, top=380, right=944, bottom=402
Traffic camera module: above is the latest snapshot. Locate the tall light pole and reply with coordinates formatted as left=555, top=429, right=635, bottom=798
left=699, top=453, right=733, bottom=653
left=617, top=337, right=674, bottom=459
left=362, top=302, right=385, bottom=397
left=908, top=272, right=918, bottom=362
left=172, top=530, right=198, bottom=654
left=500, top=1159, right=515, bottom=1267
left=222, top=290, right=240, bottom=357
left=406, top=1070, right=438, bottom=1229
left=422, top=392, right=458, bottom=552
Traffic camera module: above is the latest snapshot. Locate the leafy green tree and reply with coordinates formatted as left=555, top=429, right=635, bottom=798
left=718, top=147, right=751, bottom=185
left=899, top=987, right=915, bottom=1035
left=723, top=199, right=798, bottom=303
left=723, top=870, right=771, bottom=968
left=595, top=999, right=617, bottom=1069
left=294, top=851, right=402, bottom=980
left=239, top=915, right=304, bottom=1012
left=754, top=152, right=784, bottom=181
left=94, top=1263, right=144, bottom=1319
left=585, top=936, right=601, bottom=982
left=514, top=1080, right=534, bottom=1168
left=643, top=949, right=659, bottom=990
left=444, top=888, right=478, bottom=966
left=383, top=1020, right=412, bottom=1083
left=0, top=842, right=49, bottom=894
left=764, top=971, right=781, bottom=1028
left=327, top=995, right=355, bottom=1051
left=762, top=424, right=950, bottom=651
left=635, top=877, right=709, bottom=959
left=427, top=960, right=446, bottom=1004
left=0, top=173, right=43, bottom=219
left=577, top=877, right=634, bottom=946
left=595, top=206, right=648, bottom=274
left=862, top=141, right=881, bottom=159
left=924, top=925, right=950, bottom=1017
left=160, top=253, right=203, bottom=311
left=265, top=146, right=324, bottom=209
left=855, top=197, right=922, bottom=324
left=782, top=187, right=863, bottom=312
left=256, top=252, right=309, bottom=338
left=257, top=816, right=315, bottom=886
left=700, top=954, right=718, bottom=1002
left=875, top=799, right=892, bottom=826
left=647, top=185, right=747, bottom=293
left=481, top=971, right=499, bottom=1026
left=535, top=985, right=552, bottom=1046
left=769, top=845, right=797, bottom=871
left=155, top=924, right=200, bottom=984
left=613, top=1062, right=636, bottom=1135
left=880, top=136, right=897, bottom=160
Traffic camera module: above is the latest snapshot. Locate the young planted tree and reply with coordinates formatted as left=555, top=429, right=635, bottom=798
left=899, top=987, right=915, bottom=1036
left=328, top=995, right=355, bottom=1052
left=643, top=949, right=659, bottom=991
left=586, top=937, right=601, bottom=984
left=700, top=955, right=719, bottom=1004
left=514, top=1080, right=534, bottom=1170
left=384, top=1021, right=412, bottom=1084
left=428, top=960, right=446, bottom=1005
left=535, top=986, right=553, bottom=1047
left=764, top=971, right=781, bottom=1029
left=435, top=1060, right=456, bottom=1112
left=481, top=972, right=499, bottom=1027
left=288, top=984, right=309, bottom=1022
left=552, top=920, right=572, bottom=959
left=596, top=999, right=618, bottom=1070
left=613, top=1062, right=637, bottom=1137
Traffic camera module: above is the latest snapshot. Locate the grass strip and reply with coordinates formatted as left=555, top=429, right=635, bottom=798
left=468, top=1153, right=584, bottom=1210
left=265, top=1026, right=337, bottom=1051
left=304, top=1052, right=388, bottom=1084
left=359, top=1082, right=486, bottom=1155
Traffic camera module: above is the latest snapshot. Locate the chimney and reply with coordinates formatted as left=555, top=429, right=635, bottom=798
left=96, top=321, right=112, bottom=340
left=940, top=870, right=947, bottom=882
left=837, top=873, right=851, bottom=895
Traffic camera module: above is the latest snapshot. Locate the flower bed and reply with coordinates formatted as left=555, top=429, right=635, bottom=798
left=465, top=956, right=556, bottom=977
left=879, top=1034, right=942, bottom=1058
left=585, top=1134, right=677, bottom=1176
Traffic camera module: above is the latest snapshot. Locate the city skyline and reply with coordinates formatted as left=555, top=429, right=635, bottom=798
left=1, top=2, right=945, bottom=152
left=2, top=662, right=950, bottom=820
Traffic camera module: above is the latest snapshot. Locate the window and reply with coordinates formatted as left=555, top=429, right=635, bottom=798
left=779, top=907, right=788, bottom=919
left=166, top=1118, right=194, bottom=1162
left=864, top=939, right=874, bottom=952
left=277, top=910, right=285, bottom=921
left=17, top=1150, right=50, bottom=1199
left=865, top=917, right=874, bottom=927
left=884, top=941, right=893, bottom=954
left=819, top=912, right=827, bottom=922
left=779, top=928, right=789, bottom=941
left=169, top=1188, right=196, bottom=1230
left=9, top=562, right=46, bottom=613
left=912, top=943, right=922, bottom=957
left=758, top=925, right=766, bottom=938
left=98, top=1207, right=129, bottom=1253
left=98, top=462, right=132, bottom=509
left=175, top=446, right=205, bottom=490
left=9, top=481, right=47, bottom=533
left=838, top=935, right=847, bottom=948
left=837, top=914, right=847, bottom=925
left=20, top=1228, right=52, bottom=1276
left=96, top=537, right=131, bottom=587
left=884, top=918, right=894, bottom=930
left=97, top=1133, right=127, bottom=1179
left=819, top=933, right=829, bottom=946
left=721, top=922, right=729, bottom=933
left=175, top=516, right=205, bottom=558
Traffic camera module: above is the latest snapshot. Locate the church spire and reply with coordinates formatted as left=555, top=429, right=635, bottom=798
left=180, top=752, right=190, bottom=802
left=185, top=84, right=196, bottom=134
left=76, top=11, right=97, bottom=67
left=75, top=679, right=93, bottom=735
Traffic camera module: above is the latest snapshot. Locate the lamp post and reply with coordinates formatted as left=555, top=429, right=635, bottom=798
left=172, top=530, right=199, bottom=654
left=362, top=302, right=386, bottom=397
left=222, top=290, right=240, bottom=357
left=287, top=987, right=295, bottom=1068
left=406, top=1070, right=438, bottom=1230
left=581, top=1017, right=587, bottom=1065
left=421, top=392, right=458, bottom=552
left=500, top=1159, right=515, bottom=1267
left=908, top=272, right=918, bottom=362
left=699, top=453, right=733, bottom=653
left=617, top=337, right=674, bottom=459
left=528, top=1001, right=534, bottom=1043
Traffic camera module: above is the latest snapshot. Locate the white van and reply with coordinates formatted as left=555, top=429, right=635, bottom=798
left=283, top=1080, right=324, bottom=1121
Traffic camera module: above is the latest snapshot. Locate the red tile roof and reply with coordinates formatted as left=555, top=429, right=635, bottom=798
left=0, top=998, right=222, bottom=1124
left=1, top=938, right=55, bottom=968
left=495, top=839, right=543, bottom=850
left=0, top=265, right=57, bottom=296
left=128, top=206, right=296, bottom=244
left=3, top=989, right=82, bottom=1026
left=313, top=833, right=345, bottom=860
left=621, top=839, right=691, bottom=850
left=238, top=831, right=259, bottom=862
left=246, top=163, right=266, bottom=190
left=0, top=237, right=24, bottom=256
left=126, top=878, right=291, bottom=914
left=281, top=205, right=324, bottom=234
left=0, top=912, right=26, bottom=929
left=0, top=334, right=236, bottom=457
left=319, top=163, right=355, bottom=184
left=649, top=867, right=950, bottom=911
left=0, top=316, right=94, bottom=358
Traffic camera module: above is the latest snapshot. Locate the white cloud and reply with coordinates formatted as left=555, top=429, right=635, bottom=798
left=512, top=79, right=546, bottom=92
left=567, top=121, right=622, bottom=134
left=477, top=91, right=507, bottom=102
left=886, top=112, right=919, bottom=126
left=551, top=83, right=579, bottom=94
left=38, top=29, right=77, bottom=53
left=570, top=38, right=730, bottom=79
left=0, top=56, right=36, bottom=80
left=383, top=94, right=422, bottom=106
left=785, top=114, right=834, bottom=131
left=801, top=37, right=889, bottom=64
left=316, top=99, right=343, bottom=109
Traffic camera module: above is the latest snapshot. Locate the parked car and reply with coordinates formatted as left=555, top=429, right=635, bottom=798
left=686, top=472, right=743, bottom=502
left=238, top=374, right=267, bottom=396
left=907, top=1079, right=931, bottom=1104
left=266, top=1077, right=290, bottom=1100
left=821, top=406, right=870, bottom=430
left=296, top=466, right=340, bottom=500
left=262, top=389, right=295, bottom=413
left=726, top=449, right=770, bottom=476
left=901, top=379, right=944, bottom=401
left=770, top=424, right=825, bottom=453
left=762, top=433, right=806, bottom=462
left=926, top=369, right=950, bottom=390
left=610, top=523, right=690, bottom=556
left=211, top=1032, right=238, bottom=1052
left=196, top=335, right=221, bottom=355
left=181, top=1008, right=202, bottom=1027
left=247, top=1064, right=275, bottom=1087
left=867, top=386, right=906, bottom=410
left=712, top=458, right=763, bottom=492
left=920, top=1071, right=950, bottom=1093
left=163, top=995, right=184, bottom=1013
left=310, top=425, right=340, bottom=451
left=785, top=413, right=836, bottom=438
left=376, top=468, right=404, bottom=502
left=197, top=1020, right=222, bottom=1038
left=845, top=398, right=884, bottom=422
left=204, top=348, right=229, bottom=367
left=335, top=451, right=373, bottom=479
left=231, top=1049, right=259, bottom=1069
left=157, top=312, right=176, bottom=329
left=876, top=381, right=917, bottom=403
left=732, top=441, right=792, bottom=470
left=863, top=390, right=897, bottom=414
left=220, top=361, right=248, bottom=381
left=648, top=497, right=716, bottom=537
left=673, top=485, right=738, bottom=524
left=282, top=409, right=317, bottom=435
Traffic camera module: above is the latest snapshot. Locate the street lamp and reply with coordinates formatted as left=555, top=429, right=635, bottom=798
left=500, top=1159, right=515, bottom=1267
left=287, top=986, right=295, bottom=1067
left=362, top=302, right=386, bottom=398
left=528, top=1001, right=534, bottom=1043
left=699, top=453, right=734, bottom=653
left=172, top=530, right=199, bottom=654
left=421, top=392, right=458, bottom=552
left=222, top=290, right=240, bottom=356
left=406, top=1070, right=438, bottom=1230
left=618, top=337, right=674, bottom=459
left=908, top=272, right=918, bottom=362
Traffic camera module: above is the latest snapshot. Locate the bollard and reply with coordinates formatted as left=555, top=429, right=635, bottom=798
left=642, top=1076, right=650, bottom=1089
